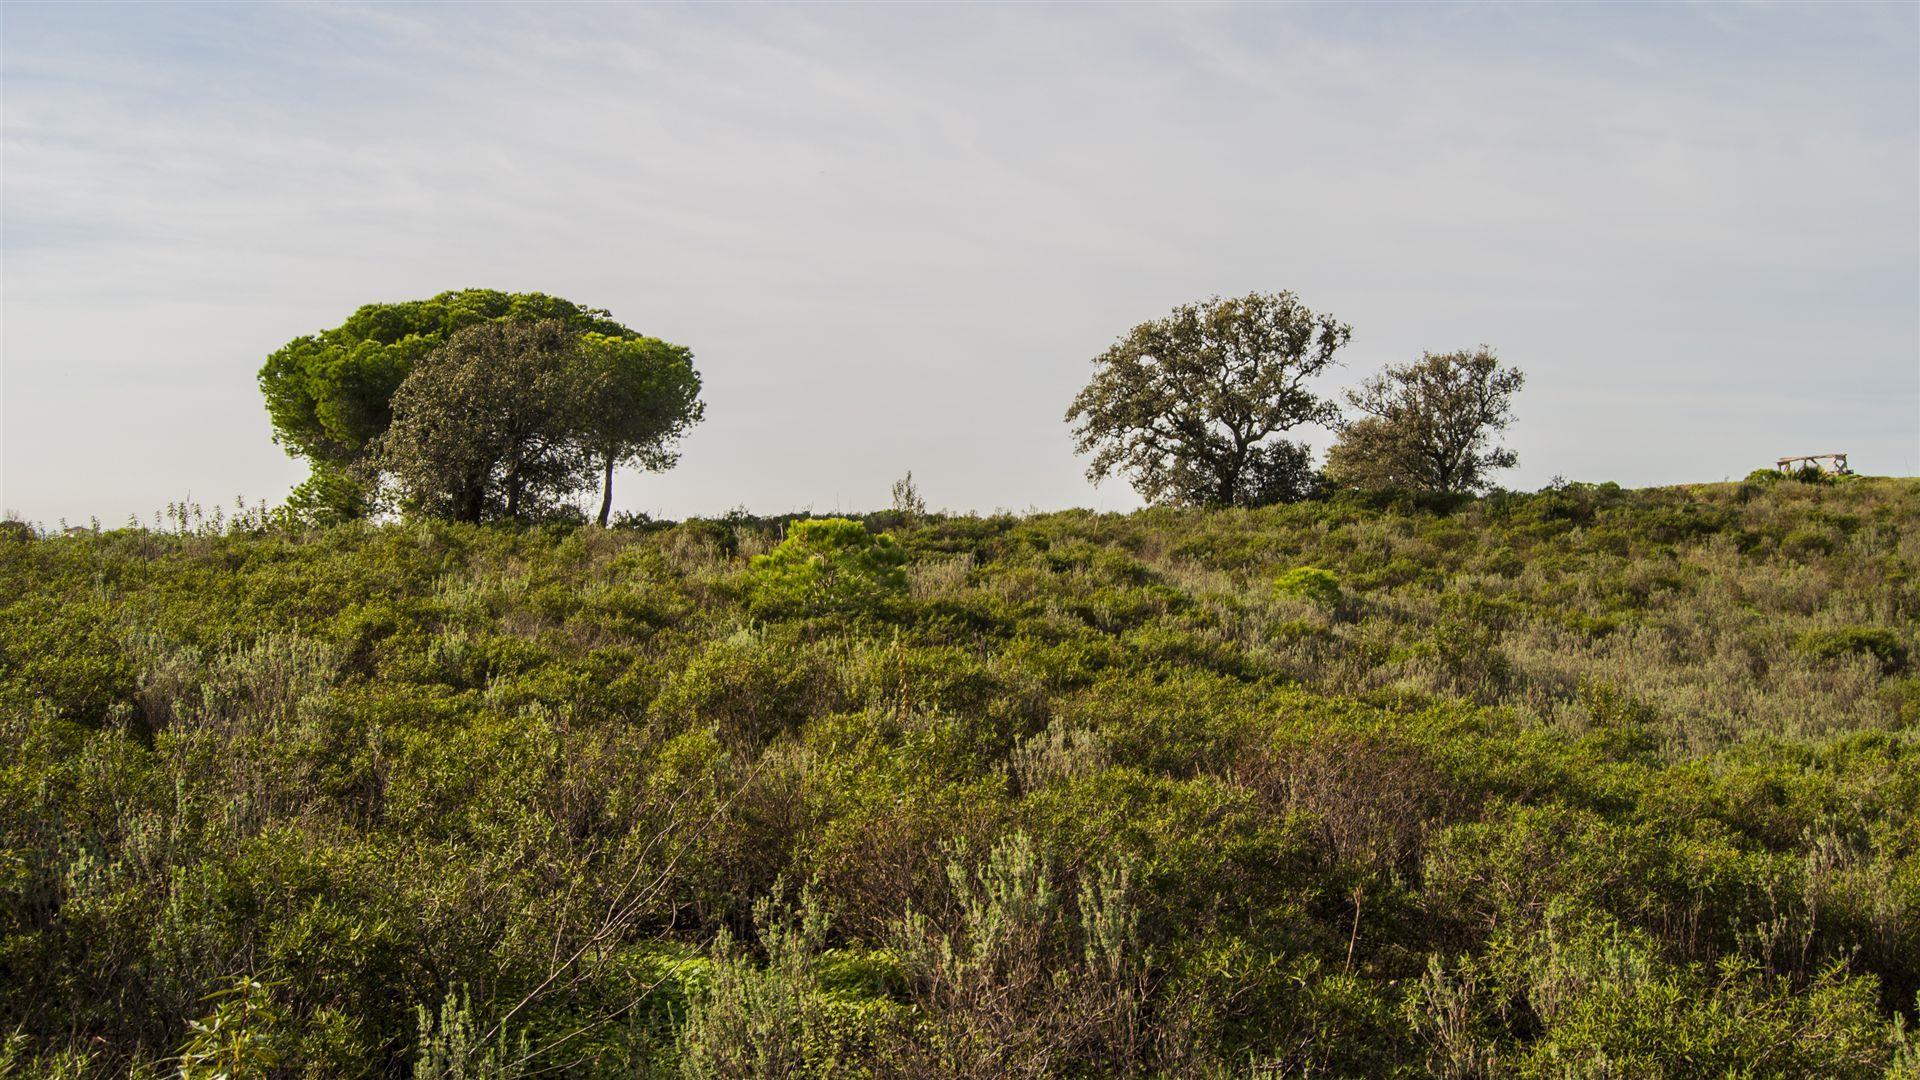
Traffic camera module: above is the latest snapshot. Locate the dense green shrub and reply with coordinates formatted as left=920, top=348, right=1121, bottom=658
left=746, top=518, right=907, bottom=617
left=1798, top=626, right=1909, bottom=672
left=0, top=478, right=1915, bottom=1075
left=0, top=598, right=137, bottom=725
left=1412, top=904, right=1891, bottom=1079
left=1272, top=566, right=1342, bottom=608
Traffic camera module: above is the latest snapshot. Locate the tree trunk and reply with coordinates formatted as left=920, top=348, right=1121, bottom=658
left=1217, top=454, right=1241, bottom=507
left=597, top=451, right=615, bottom=528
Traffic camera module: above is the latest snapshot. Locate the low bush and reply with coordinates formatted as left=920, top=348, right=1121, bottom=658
left=1, top=478, right=1916, bottom=1075
left=746, top=518, right=907, bottom=618
left=1272, top=566, right=1342, bottom=608
left=1798, top=626, right=1909, bottom=673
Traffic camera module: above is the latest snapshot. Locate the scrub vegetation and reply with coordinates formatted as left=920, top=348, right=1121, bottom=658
left=3, top=471, right=1916, bottom=1077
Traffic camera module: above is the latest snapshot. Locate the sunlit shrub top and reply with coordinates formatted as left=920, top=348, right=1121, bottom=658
left=1272, top=566, right=1342, bottom=608
left=746, top=517, right=908, bottom=617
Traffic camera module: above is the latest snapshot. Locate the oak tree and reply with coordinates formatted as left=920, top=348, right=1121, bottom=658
left=1324, top=347, right=1524, bottom=495
left=374, top=320, right=592, bottom=522
left=1066, top=292, right=1349, bottom=507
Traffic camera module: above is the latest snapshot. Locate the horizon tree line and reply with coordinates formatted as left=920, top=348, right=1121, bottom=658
left=1067, top=291, right=1525, bottom=510
left=259, top=287, right=1520, bottom=526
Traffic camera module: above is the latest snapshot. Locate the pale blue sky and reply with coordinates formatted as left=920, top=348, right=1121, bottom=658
left=4, top=2, right=1916, bottom=524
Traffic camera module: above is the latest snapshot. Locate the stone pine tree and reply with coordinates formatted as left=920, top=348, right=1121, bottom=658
left=1324, top=347, right=1524, bottom=495
left=373, top=320, right=594, bottom=522
left=571, top=334, right=704, bottom=527
left=257, top=289, right=657, bottom=523
left=1065, top=292, right=1350, bottom=507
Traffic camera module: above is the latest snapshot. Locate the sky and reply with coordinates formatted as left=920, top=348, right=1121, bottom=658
left=3, top=2, right=1916, bottom=525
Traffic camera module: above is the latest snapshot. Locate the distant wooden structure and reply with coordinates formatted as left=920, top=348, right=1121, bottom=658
left=1776, top=453, right=1851, bottom=476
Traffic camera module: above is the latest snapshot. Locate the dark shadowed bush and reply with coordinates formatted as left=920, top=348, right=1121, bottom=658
left=1797, top=626, right=1909, bottom=673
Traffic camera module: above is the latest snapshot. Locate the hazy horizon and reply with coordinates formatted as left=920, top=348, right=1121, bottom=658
left=4, top=2, right=1917, bottom=526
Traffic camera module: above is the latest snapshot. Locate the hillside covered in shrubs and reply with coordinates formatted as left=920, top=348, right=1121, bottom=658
left=3, top=476, right=1918, bottom=1077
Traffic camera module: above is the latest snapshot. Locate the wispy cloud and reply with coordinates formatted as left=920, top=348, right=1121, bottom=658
left=3, top=2, right=1915, bottom=522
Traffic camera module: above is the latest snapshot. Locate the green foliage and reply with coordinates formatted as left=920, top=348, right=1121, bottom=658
left=0, top=1032, right=96, bottom=1079
left=2, top=479, right=1917, bottom=1075
left=572, top=334, right=704, bottom=527
left=0, top=597, right=136, bottom=724
left=651, top=630, right=843, bottom=750
left=1066, top=291, right=1348, bottom=507
left=1895, top=996, right=1920, bottom=1079
left=1271, top=566, right=1341, bottom=609
left=283, top=461, right=377, bottom=527
left=888, top=833, right=1150, bottom=1075
left=258, top=289, right=636, bottom=520
left=1326, top=347, right=1524, bottom=495
left=365, top=319, right=705, bottom=524
left=1798, top=626, right=1909, bottom=673
left=414, top=987, right=525, bottom=1080
left=374, top=319, right=590, bottom=522
left=747, top=518, right=908, bottom=617
left=175, top=977, right=292, bottom=1080
left=678, top=890, right=903, bottom=1079
left=1416, top=905, right=1891, bottom=1079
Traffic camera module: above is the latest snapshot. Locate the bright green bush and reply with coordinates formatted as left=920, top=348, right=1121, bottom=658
left=1272, top=566, right=1342, bottom=608
left=746, top=518, right=907, bottom=617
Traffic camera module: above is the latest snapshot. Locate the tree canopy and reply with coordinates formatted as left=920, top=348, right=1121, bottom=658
left=367, top=319, right=704, bottom=524
left=257, top=289, right=641, bottom=522
left=374, top=320, right=593, bottom=523
left=1324, top=347, right=1525, bottom=495
left=1065, top=292, right=1350, bottom=507
left=572, top=333, right=704, bottom=526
